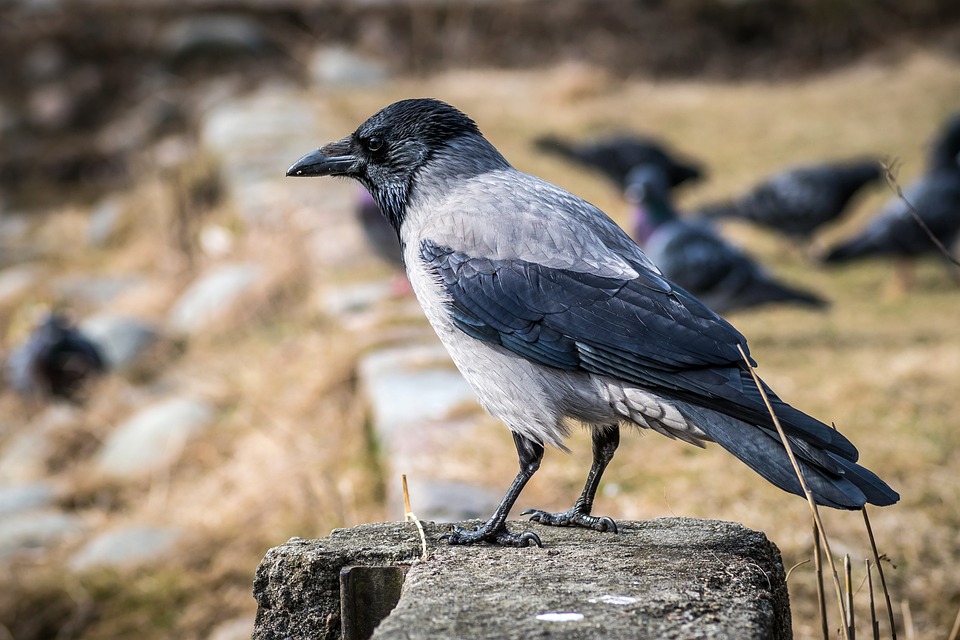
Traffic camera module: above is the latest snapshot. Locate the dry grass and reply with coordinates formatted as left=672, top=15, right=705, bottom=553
left=2, top=49, right=959, bottom=639
left=356, top=50, right=958, bottom=639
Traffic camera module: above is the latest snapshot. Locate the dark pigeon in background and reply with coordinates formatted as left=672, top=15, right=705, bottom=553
left=288, top=98, right=898, bottom=547
left=697, top=159, right=881, bottom=244
left=7, top=312, right=107, bottom=402
left=821, top=113, right=960, bottom=282
left=355, top=186, right=404, bottom=270
left=534, top=132, right=704, bottom=190
left=627, top=166, right=828, bottom=314
left=354, top=186, right=411, bottom=293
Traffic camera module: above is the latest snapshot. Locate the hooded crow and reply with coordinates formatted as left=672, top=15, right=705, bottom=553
left=820, top=113, right=960, bottom=282
left=627, top=165, right=828, bottom=314
left=534, top=132, right=704, bottom=190
left=698, top=159, right=881, bottom=244
left=288, top=98, right=898, bottom=547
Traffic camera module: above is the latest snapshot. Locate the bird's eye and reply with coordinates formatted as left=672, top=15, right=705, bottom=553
left=366, top=136, right=384, bottom=152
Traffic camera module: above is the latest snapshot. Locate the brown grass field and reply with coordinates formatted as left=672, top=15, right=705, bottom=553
left=1, top=49, right=959, bottom=639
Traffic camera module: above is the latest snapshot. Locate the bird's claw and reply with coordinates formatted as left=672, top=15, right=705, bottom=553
left=439, top=524, right=542, bottom=548
left=522, top=508, right=618, bottom=534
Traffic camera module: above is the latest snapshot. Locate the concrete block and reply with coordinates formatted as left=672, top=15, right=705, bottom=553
left=252, top=518, right=791, bottom=640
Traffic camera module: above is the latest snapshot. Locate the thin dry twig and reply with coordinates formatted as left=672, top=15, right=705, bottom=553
left=845, top=554, right=856, bottom=640
left=862, top=508, right=897, bottom=640
left=948, top=604, right=960, bottom=640
left=785, top=559, right=811, bottom=583
left=402, top=474, right=428, bottom=558
left=901, top=600, right=915, bottom=640
left=402, top=473, right=412, bottom=517
left=814, top=519, right=830, bottom=640
left=881, top=159, right=960, bottom=267
left=866, top=559, right=880, bottom=640
left=736, top=344, right=849, bottom=640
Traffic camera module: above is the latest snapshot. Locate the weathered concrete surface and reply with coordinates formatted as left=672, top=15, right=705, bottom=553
left=252, top=517, right=791, bottom=640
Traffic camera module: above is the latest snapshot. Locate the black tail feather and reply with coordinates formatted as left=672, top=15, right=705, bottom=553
left=677, top=402, right=899, bottom=509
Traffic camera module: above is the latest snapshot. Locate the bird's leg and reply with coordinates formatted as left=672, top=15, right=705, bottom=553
left=523, top=425, right=620, bottom=533
left=440, top=433, right=544, bottom=548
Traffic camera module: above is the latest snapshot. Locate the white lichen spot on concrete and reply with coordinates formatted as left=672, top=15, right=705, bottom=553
left=535, top=612, right=584, bottom=622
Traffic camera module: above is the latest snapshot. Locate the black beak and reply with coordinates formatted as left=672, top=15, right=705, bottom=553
left=286, top=144, right=357, bottom=178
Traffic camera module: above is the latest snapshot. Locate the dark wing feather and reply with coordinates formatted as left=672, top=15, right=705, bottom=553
left=422, top=240, right=856, bottom=460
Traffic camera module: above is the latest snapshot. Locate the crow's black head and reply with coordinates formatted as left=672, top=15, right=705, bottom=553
left=287, top=98, right=495, bottom=230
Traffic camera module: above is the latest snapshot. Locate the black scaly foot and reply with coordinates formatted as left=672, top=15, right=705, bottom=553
left=522, top=508, right=617, bottom=533
left=524, top=426, right=621, bottom=535
left=439, top=433, right=545, bottom=548
left=440, top=522, right=542, bottom=547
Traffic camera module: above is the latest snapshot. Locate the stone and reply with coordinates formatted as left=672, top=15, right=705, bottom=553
left=0, top=511, right=85, bottom=559
left=95, top=397, right=214, bottom=478
left=199, top=224, right=234, bottom=258
left=160, top=15, right=272, bottom=65
left=207, top=617, right=254, bottom=640
left=167, top=263, right=263, bottom=334
left=0, top=265, right=41, bottom=305
left=252, top=518, right=792, bottom=640
left=0, top=482, right=57, bottom=518
left=0, top=212, right=30, bottom=245
left=0, top=433, right=49, bottom=482
left=198, top=87, right=338, bottom=226
left=80, top=313, right=160, bottom=371
left=27, top=83, right=75, bottom=131
left=0, top=406, right=77, bottom=482
left=69, top=525, right=183, bottom=572
left=357, top=344, right=477, bottom=440
left=308, top=46, right=387, bottom=87
left=52, top=274, right=146, bottom=306
left=357, top=344, right=493, bottom=521
left=305, top=214, right=376, bottom=270
left=87, top=195, right=125, bottom=247
left=200, top=91, right=315, bottom=184
left=401, top=479, right=500, bottom=522
left=320, top=280, right=397, bottom=319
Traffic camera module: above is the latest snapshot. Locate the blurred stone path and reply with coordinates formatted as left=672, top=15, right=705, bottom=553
left=0, top=78, right=497, bottom=586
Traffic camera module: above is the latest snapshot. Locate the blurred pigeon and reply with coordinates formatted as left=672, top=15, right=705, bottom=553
left=698, top=159, right=881, bottom=243
left=7, top=312, right=107, bottom=401
left=820, top=114, right=960, bottom=281
left=628, top=166, right=828, bottom=314
left=534, top=132, right=704, bottom=189
left=288, top=99, right=894, bottom=547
